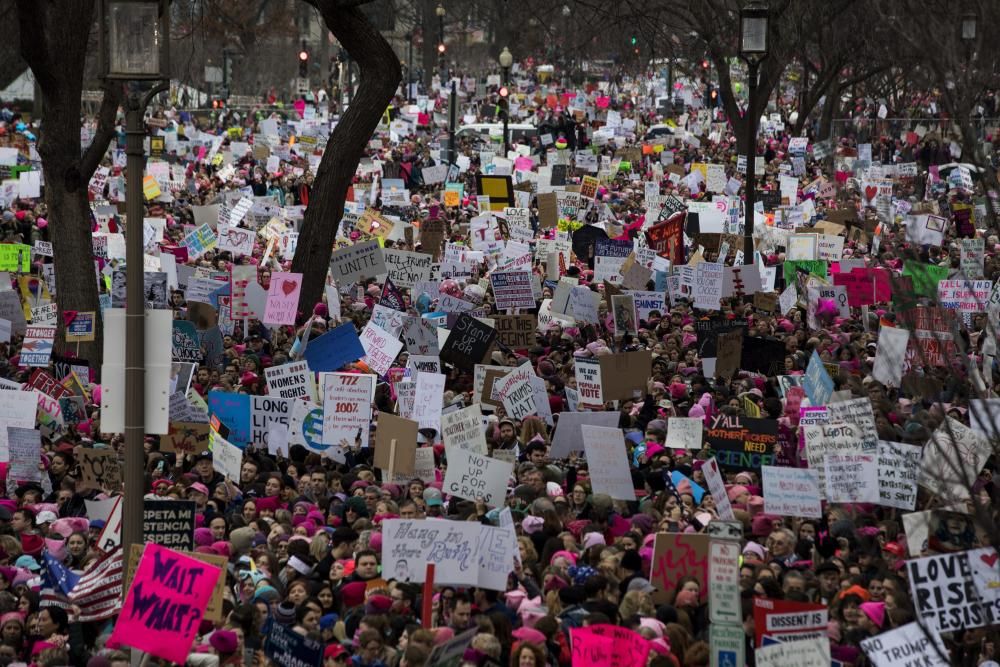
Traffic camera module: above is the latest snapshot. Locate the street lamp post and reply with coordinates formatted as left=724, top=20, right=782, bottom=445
left=436, top=4, right=446, bottom=82
left=499, top=46, right=513, bottom=156
left=98, top=0, right=170, bottom=566
left=739, top=0, right=769, bottom=261
left=406, top=32, right=414, bottom=102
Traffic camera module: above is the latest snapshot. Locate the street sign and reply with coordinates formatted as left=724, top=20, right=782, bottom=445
left=709, top=540, right=742, bottom=624
left=710, top=623, right=745, bottom=667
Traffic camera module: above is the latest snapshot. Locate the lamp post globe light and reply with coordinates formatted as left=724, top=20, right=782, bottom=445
left=499, top=47, right=513, bottom=156
left=738, top=0, right=769, bottom=260
left=961, top=9, right=977, bottom=42
left=98, top=0, right=170, bottom=565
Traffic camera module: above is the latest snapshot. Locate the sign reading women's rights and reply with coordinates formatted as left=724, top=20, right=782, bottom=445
left=443, top=449, right=513, bottom=507
left=108, top=543, right=222, bottom=664
left=381, top=519, right=482, bottom=586
left=705, top=414, right=778, bottom=470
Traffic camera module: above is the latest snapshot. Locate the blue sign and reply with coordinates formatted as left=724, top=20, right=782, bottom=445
left=207, top=391, right=251, bottom=448
left=804, top=350, right=834, bottom=405
left=301, top=322, right=364, bottom=372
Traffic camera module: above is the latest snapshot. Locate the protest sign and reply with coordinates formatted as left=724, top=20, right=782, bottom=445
left=824, top=449, right=879, bottom=504
left=665, top=417, right=703, bottom=449
left=877, top=440, right=921, bottom=510
left=7, top=427, right=40, bottom=482
left=440, top=314, right=496, bottom=370
left=960, top=237, right=985, bottom=278
left=381, top=519, right=482, bottom=586
left=301, top=322, right=365, bottom=372
left=401, top=316, right=439, bottom=355
left=0, top=244, right=30, bottom=272
left=108, top=543, right=221, bottom=664
left=872, top=325, right=909, bottom=387
left=494, top=314, right=535, bottom=349
left=250, top=395, right=290, bottom=448
left=696, top=459, right=733, bottom=523
left=571, top=625, right=652, bottom=667
left=570, top=628, right=616, bottom=667
left=550, top=411, right=622, bottom=457
left=762, top=466, right=822, bottom=518
left=207, top=391, right=251, bottom=447
left=918, top=417, right=991, bottom=502
left=382, top=249, right=432, bottom=288
left=803, top=351, right=834, bottom=405
left=359, top=321, right=404, bottom=375
left=574, top=357, right=604, bottom=408
left=476, top=524, right=517, bottom=591
left=263, top=271, right=301, bottom=325
left=627, top=290, right=667, bottom=321
left=322, top=372, right=375, bottom=449
left=490, top=269, right=536, bottom=309
left=752, top=597, right=829, bottom=646
left=373, top=411, right=417, bottom=477
left=163, top=422, right=209, bottom=454
left=825, top=397, right=879, bottom=450
left=755, top=637, right=830, bottom=667
left=329, top=240, right=386, bottom=283
left=492, top=366, right=538, bottom=421
left=264, top=361, right=317, bottom=403
left=908, top=551, right=998, bottom=632
left=443, top=449, right=513, bottom=507
left=78, top=448, right=122, bottom=491
left=937, top=279, right=991, bottom=314
left=692, top=262, right=724, bottom=310
left=21, top=325, right=55, bottom=366
left=441, top=404, right=487, bottom=454
left=860, top=622, right=949, bottom=667
left=216, top=225, right=255, bottom=256
left=266, top=620, right=323, bottom=667
left=143, top=500, right=196, bottom=550
left=582, top=425, right=636, bottom=501
left=209, top=428, right=243, bottom=481
left=598, top=351, right=652, bottom=400
left=706, top=414, right=778, bottom=470
left=650, top=533, right=709, bottom=602
left=803, top=422, right=870, bottom=499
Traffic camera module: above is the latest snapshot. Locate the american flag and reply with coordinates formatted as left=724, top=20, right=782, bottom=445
left=39, top=547, right=123, bottom=623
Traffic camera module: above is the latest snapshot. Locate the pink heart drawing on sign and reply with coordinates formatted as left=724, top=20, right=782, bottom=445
left=864, top=185, right=877, bottom=201
left=281, top=280, right=298, bottom=296
left=982, top=552, right=999, bottom=568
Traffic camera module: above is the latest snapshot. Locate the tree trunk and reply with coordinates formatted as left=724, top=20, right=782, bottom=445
left=292, top=0, right=401, bottom=313
left=16, top=0, right=122, bottom=366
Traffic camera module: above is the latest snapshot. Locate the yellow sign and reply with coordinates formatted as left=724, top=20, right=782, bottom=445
left=356, top=209, right=394, bottom=238
left=142, top=175, right=161, bottom=200
left=443, top=190, right=460, bottom=207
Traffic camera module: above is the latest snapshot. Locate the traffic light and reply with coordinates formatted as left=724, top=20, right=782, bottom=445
left=702, top=59, right=710, bottom=69
left=630, top=35, right=637, bottom=45
left=499, top=85, right=509, bottom=99
left=437, top=43, right=446, bottom=54
left=299, top=49, right=309, bottom=77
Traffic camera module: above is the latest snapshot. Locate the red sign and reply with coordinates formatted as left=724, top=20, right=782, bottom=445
left=645, top=214, right=685, bottom=266
left=752, top=597, right=828, bottom=647
left=26, top=369, right=71, bottom=400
